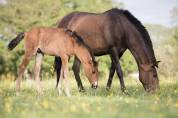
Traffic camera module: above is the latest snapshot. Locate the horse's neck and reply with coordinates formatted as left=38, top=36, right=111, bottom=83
left=127, top=34, right=152, bottom=66
left=74, top=45, right=92, bottom=63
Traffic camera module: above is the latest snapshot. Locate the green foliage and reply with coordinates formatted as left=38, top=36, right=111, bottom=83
left=0, top=0, right=137, bottom=78
left=0, top=0, right=117, bottom=78
left=120, top=50, right=137, bottom=75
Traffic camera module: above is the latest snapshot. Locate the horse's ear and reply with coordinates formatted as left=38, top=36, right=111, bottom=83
left=155, top=61, right=161, bottom=68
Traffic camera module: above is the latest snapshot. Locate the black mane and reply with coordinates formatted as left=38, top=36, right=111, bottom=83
left=121, top=9, right=157, bottom=65
left=109, top=8, right=157, bottom=65
left=64, top=28, right=97, bottom=65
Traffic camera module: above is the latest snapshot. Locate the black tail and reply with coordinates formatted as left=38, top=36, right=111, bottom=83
left=8, top=32, right=25, bottom=50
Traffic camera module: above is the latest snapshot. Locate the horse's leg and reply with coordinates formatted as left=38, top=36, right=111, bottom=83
left=72, top=57, right=85, bottom=92
left=16, top=53, right=32, bottom=95
left=57, top=67, right=63, bottom=96
left=106, top=60, right=115, bottom=91
left=34, top=53, right=43, bottom=94
left=55, top=57, right=62, bottom=88
left=110, top=49, right=126, bottom=92
left=61, top=56, right=71, bottom=97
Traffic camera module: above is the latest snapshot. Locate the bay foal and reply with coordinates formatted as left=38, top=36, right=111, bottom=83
left=8, top=27, right=98, bottom=96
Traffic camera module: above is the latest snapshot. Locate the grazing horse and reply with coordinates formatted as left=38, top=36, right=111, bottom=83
left=55, top=8, right=160, bottom=93
left=8, top=27, right=98, bottom=96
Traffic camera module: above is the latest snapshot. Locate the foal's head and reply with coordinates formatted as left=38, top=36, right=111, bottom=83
left=85, top=61, right=99, bottom=89
left=64, top=28, right=99, bottom=89
left=139, top=63, right=159, bottom=92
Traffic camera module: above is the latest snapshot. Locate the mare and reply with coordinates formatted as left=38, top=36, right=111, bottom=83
left=8, top=27, right=98, bottom=96
left=55, top=8, right=160, bottom=93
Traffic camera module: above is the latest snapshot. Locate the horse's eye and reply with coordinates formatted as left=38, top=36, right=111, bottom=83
left=153, top=74, right=157, bottom=77
left=92, top=71, right=96, bottom=74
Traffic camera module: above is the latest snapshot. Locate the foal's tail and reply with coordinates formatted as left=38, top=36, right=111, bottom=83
left=8, top=32, right=25, bottom=50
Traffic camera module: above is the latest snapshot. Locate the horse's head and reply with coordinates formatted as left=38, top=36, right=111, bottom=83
left=139, top=62, right=160, bottom=92
left=85, top=61, right=99, bottom=89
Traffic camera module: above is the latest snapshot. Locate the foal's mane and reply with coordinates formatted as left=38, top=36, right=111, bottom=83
left=110, top=8, right=157, bottom=65
left=64, top=29, right=97, bottom=65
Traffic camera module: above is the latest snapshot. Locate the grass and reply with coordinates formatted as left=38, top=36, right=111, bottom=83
left=0, top=76, right=178, bottom=118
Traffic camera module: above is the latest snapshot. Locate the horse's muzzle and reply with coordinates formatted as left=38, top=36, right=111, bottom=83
left=91, top=82, right=98, bottom=89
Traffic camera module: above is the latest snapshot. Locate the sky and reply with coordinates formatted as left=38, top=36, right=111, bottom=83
left=114, top=0, right=178, bottom=27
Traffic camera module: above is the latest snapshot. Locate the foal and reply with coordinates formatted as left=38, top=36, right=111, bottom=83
left=8, top=27, right=98, bottom=96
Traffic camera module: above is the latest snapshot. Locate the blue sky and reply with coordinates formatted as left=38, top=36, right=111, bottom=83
left=114, top=0, right=178, bottom=26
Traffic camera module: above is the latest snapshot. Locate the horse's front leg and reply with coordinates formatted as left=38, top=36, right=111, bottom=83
left=61, top=56, right=71, bottom=97
left=110, top=48, right=126, bottom=92
left=106, top=60, right=116, bottom=91
left=72, top=57, right=85, bottom=92
left=34, top=53, right=43, bottom=94
left=55, top=57, right=62, bottom=88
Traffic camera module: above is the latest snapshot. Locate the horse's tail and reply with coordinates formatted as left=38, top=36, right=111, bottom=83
left=8, top=32, right=25, bottom=50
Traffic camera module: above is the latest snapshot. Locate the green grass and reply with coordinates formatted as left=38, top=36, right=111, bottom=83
left=0, top=77, right=178, bottom=118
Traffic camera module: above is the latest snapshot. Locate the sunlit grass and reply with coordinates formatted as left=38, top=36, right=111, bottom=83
left=0, top=76, right=178, bottom=118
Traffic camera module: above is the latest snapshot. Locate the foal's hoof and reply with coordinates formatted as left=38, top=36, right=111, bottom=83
left=16, top=92, right=20, bottom=96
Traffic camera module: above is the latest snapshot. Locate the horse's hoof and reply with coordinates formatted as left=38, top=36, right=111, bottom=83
left=106, top=86, right=111, bottom=91
left=16, top=92, right=20, bottom=96
left=123, top=89, right=129, bottom=96
left=79, top=88, right=85, bottom=92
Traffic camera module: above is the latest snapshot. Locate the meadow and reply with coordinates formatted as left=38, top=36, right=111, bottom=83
left=0, top=1, right=178, bottom=118
left=0, top=76, right=177, bottom=118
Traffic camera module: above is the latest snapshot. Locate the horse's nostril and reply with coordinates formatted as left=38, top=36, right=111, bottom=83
left=91, top=84, right=98, bottom=89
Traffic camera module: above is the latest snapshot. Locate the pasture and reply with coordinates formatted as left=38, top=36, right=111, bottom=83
left=0, top=76, right=177, bottom=118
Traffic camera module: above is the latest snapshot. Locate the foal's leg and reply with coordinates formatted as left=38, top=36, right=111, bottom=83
left=34, top=53, right=43, bottom=94
left=72, top=57, right=85, bottom=92
left=57, top=68, right=63, bottom=96
left=106, top=60, right=115, bottom=90
left=57, top=56, right=71, bottom=97
left=16, top=53, right=32, bottom=94
left=62, top=58, right=70, bottom=97
left=110, top=49, right=126, bottom=92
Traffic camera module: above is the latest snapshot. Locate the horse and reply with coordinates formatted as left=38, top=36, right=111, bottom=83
left=8, top=27, right=99, bottom=96
left=55, top=8, right=160, bottom=93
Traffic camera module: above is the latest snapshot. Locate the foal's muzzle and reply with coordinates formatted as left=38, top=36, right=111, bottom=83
left=91, top=82, right=98, bottom=89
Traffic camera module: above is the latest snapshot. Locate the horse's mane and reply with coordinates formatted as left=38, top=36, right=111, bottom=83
left=122, top=9, right=157, bottom=65
left=109, top=8, right=157, bottom=65
left=64, top=29, right=97, bottom=65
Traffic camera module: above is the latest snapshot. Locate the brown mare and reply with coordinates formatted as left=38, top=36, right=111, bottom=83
left=8, top=27, right=98, bottom=96
left=55, top=8, right=160, bottom=93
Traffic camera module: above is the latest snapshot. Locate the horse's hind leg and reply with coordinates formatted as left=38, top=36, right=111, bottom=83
left=55, top=57, right=62, bottom=88
left=16, top=53, right=33, bottom=95
left=34, top=53, right=43, bottom=94
left=72, top=57, right=85, bottom=92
